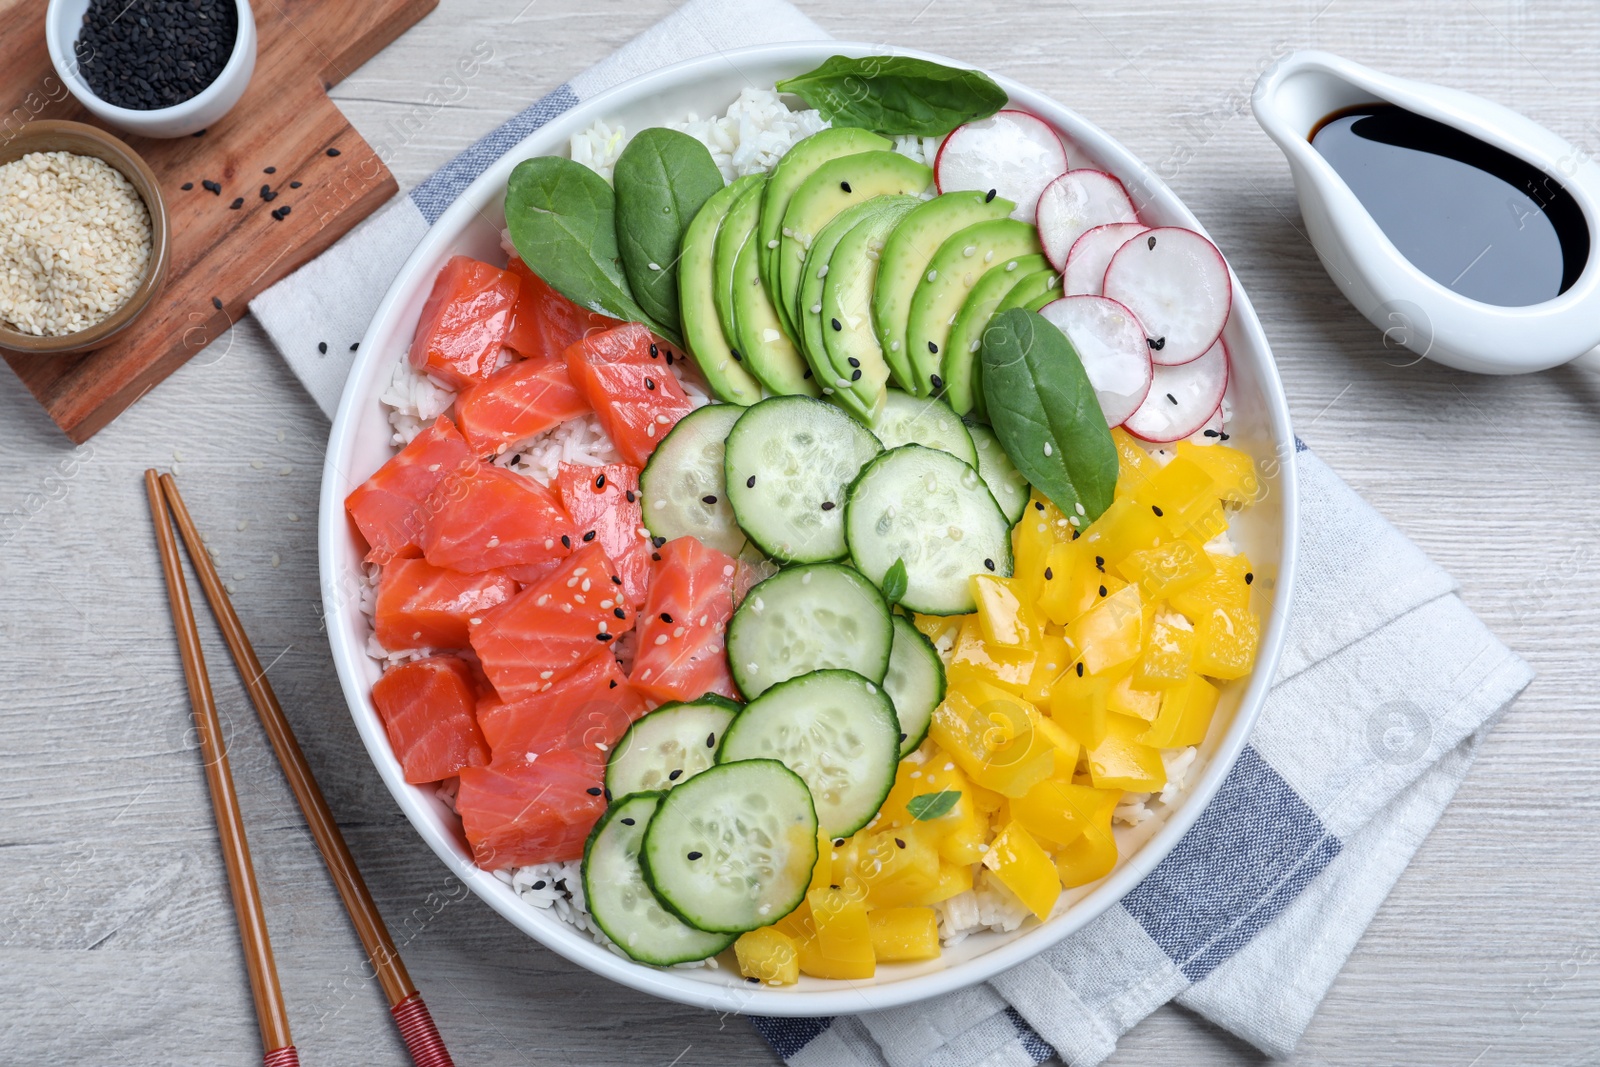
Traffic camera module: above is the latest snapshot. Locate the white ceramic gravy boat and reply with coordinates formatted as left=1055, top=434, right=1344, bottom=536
left=1253, top=50, right=1600, bottom=374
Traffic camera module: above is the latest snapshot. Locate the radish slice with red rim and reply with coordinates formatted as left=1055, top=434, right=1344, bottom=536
left=1036, top=170, right=1139, bottom=271
left=934, top=110, right=1067, bottom=224
left=1063, top=222, right=1149, bottom=297
left=1102, top=227, right=1231, bottom=366
left=1123, top=338, right=1229, bottom=442
left=1038, top=295, right=1152, bottom=427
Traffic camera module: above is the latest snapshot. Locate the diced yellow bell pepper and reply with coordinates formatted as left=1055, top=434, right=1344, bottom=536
left=857, top=825, right=943, bottom=908
left=1033, top=713, right=1081, bottom=779
left=736, top=927, right=800, bottom=985
left=1192, top=602, right=1260, bottom=679
left=808, top=826, right=834, bottom=895
left=932, top=858, right=975, bottom=902
left=1054, top=793, right=1120, bottom=888
left=1139, top=672, right=1219, bottom=748
left=1012, top=496, right=1073, bottom=604
left=1022, top=632, right=1074, bottom=706
left=982, top=821, right=1061, bottom=921
left=879, top=753, right=989, bottom=866
left=1065, top=583, right=1145, bottom=675
left=949, top=617, right=1037, bottom=693
left=912, top=612, right=965, bottom=650
left=828, top=832, right=863, bottom=887
left=971, top=574, right=1042, bottom=649
left=1111, top=427, right=1160, bottom=498
left=932, top=684, right=1057, bottom=797
left=1175, top=440, right=1261, bottom=508
left=1168, top=551, right=1252, bottom=617
left=1129, top=456, right=1227, bottom=544
left=1117, top=538, right=1216, bottom=600
left=798, top=884, right=874, bottom=980
left=968, top=781, right=1006, bottom=813
left=1039, top=541, right=1131, bottom=628
left=1047, top=661, right=1114, bottom=748
left=1132, top=614, right=1198, bottom=690
left=1010, top=776, right=1117, bottom=848
left=1086, top=714, right=1168, bottom=791
left=868, top=906, right=941, bottom=962
left=1080, top=498, right=1165, bottom=565
left=1107, top=672, right=1163, bottom=722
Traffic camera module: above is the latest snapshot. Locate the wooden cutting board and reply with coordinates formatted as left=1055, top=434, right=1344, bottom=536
left=0, top=0, right=438, bottom=442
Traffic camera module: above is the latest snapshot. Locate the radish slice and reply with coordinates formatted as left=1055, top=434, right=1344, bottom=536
left=1102, top=227, right=1231, bottom=366
left=1036, top=171, right=1139, bottom=271
left=1184, top=405, right=1225, bottom=444
left=1123, top=338, right=1229, bottom=442
left=934, top=110, right=1068, bottom=224
left=1063, top=222, right=1149, bottom=297
left=1038, top=295, right=1153, bottom=427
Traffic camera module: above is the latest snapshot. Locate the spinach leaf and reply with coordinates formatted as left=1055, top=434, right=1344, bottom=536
left=882, top=557, right=909, bottom=604
left=907, top=790, right=962, bottom=821
left=612, top=128, right=725, bottom=340
left=775, top=55, right=1007, bottom=138
left=979, top=309, right=1117, bottom=522
left=504, top=156, right=663, bottom=337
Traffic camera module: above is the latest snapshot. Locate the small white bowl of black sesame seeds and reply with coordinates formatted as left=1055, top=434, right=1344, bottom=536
left=46, top=0, right=257, bottom=139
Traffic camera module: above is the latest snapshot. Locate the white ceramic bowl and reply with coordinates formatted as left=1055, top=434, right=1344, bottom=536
left=320, top=41, right=1299, bottom=1017
left=46, top=0, right=257, bottom=139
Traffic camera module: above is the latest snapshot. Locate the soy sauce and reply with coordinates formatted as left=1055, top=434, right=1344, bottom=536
left=1310, top=104, right=1588, bottom=307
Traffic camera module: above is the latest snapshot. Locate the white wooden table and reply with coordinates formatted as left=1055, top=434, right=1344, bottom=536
left=4, top=1, right=1598, bottom=1063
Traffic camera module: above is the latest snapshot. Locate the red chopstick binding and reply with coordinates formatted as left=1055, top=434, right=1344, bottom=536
left=262, top=1046, right=301, bottom=1067
left=392, top=993, right=455, bottom=1067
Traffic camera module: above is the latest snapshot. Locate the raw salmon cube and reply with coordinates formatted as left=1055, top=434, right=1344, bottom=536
left=370, top=656, right=490, bottom=784
left=375, top=558, right=517, bottom=651
left=454, top=357, right=589, bottom=457
left=421, top=461, right=575, bottom=573
left=408, top=256, right=520, bottom=390
left=553, top=462, right=650, bottom=609
left=456, top=747, right=607, bottom=867
left=504, top=257, right=619, bottom=361
left=344, top=417, right=475, bottom=564
left=477, top=653, right=648, bottom=766
left=562, top=323, right=695, bottom=468
left=629, top=536, right=738, bottom=703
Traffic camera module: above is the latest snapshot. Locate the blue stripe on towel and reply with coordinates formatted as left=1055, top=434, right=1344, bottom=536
left=751, top=1016, right=833, bottom=1059
left=1120, top=745, right=1342, bottom=981
left=1006, top=1007, right=1055, bottom=1063
left=410, top=83, right=582, bottom=224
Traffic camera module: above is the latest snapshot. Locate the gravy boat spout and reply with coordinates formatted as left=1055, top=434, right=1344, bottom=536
left=1252, top=50, right=1600, bottom=374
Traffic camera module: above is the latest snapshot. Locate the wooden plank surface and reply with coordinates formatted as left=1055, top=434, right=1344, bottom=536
left=2, top=0, right=1599, bottom=1064
left=0, top=0, right=437, bottom=443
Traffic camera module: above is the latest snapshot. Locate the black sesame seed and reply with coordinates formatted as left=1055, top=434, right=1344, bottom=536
left=618, top=821, right=632, bottom=829
left=702, top=494, right=718, bottom=505
left=687, top=851, right=702, bottom=860
left=317, top=341, right=327, bottom=354
left=264, top=166, right=276, bottom=174
left=603, top=787, right=612, bottom=801
left=652, top=535, right=666, bottom=548
left=1072, top=528, right=1081, bottom=540
left=645, top=377, right=656, bottom=390
left=928, top=341, right=939, bottom=354
left=803, top=368, right=813, bottom=379
left=649, top=343, right=659, bottom=358
left=585, top=787, right=602, bottom=796
left=289, top=180, right=302, bottom=189
left=277, top=205, right=291, bottom=218
left=831, top=317, right=842, bottom=331
left=706, top=732, right=717, bottom=748
left=202, top=179, right=221, bottom=195
left=660, top=613, right=673, bottom=624
left=1076, top=662, right=1085, bottom=677
left=746, top=475, right=756, bottom=488
left=1202, top=429, right=1220, bottom=438
left=930, top=373, right=944, bottom=390
left=983, top=558, right=995, bottom=571
left=833, top=838, right=845, bottom=847
left=595, top=473, right=606, bottom=489
left=1044, top=566, right=1054, bottom=580
left=846, top=357, right=860, bottom=368
left=610, top=574, right=622, bottom=585
left=820, top=501, right=835, bottom=511
left=211, top=296, right=222, bottom=310
left=625, top=490, right=636, bottom=503
left=1098, top=584, right=1108, bottom=597
left=747, top=977, right=761, bottom=985
left=1095, top=555, right=1105, bottom=570
left=668, top=769, right=683, bottom=781
left=595, top=633, right=612, bottom=642
left=532, top=879, right=548, bottom=889
left=260, top=185, right=275, bottom=202
left=895, top=838, right=906, bottom=849
left=1152, top=505, right=1164, bottom=517
left=851, top=368, right=862, bottom=381
left=327, top=147, right=341, bottom=157
left=608, top=679, right=618, bottom=688
left=1245, top=572, right=1255, bottom=585
left=181, top=182, right=194, bottom=191
left=840, top=180, right=852, bottom=193
left=1219, top=432, right=1231, bottom=441
left=665, top=351, right=674, bottom=365
left=583, top=529, right=597, bottom=543
left=561, top=534, right=571, bottom=548
left=1147, top=235, right=1157, bottom=250
left=613, top=607, right=625, bottom=619
left=1166, top=393, right=1178, bottom=405
left=229, top=197, right=243, bottom=209
left=730, top=348, right=742, bottom=362
left=899, top=732, right=907, bottom=742
left=985, top=188, right=997, bottom=203
left=1034, top=501, right=1045, bottom=512
left=1147, top=336, right=1166, bottom=351
left=651, top=552, right=661, bottom=562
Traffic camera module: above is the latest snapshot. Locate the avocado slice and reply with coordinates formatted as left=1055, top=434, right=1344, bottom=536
left=713, top=178, right=765, bottom=352
left=995, top=267, right=1061, bottom=313
left=820, top=197, right=921, bottom=423
left=943, top=252, right=1050, bottom=418
left=681, top=174, right=765, bottom=405
left=731, top=226, right=818, bottom=397
left=870, top=191, right=1016, bottom=395
left=797, top=196, right=918, bottom=422
left=778, top=151, right=933, bottom=346
left=907, top=219, right=1044, bottom=395
left=758, top=128, right=893, bottom=341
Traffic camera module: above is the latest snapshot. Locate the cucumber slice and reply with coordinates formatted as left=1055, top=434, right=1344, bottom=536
left=943, top=252, right=1051, bottom=418
left=870, top=391, right=977, bottom=466
left=885, top=615, right=944, bottom=757
left=640, top=404, right=747, bottom=556
left=717, top=670, right=900, bottom=838
left=640, top=759, right=818, bottom=934
left=726, top=563, right=893, bottom=698
left=606, top=696, right=741, bottom=797
left=731, top=228, right=817, bottom=397
left=712, top=179, right=764, bottom=354
left=583, top=793, right=737, bottom=965
left=845, top=444, right=1014, bottom=615
left=967, top=422, right=1030, bottom=524
left=996, top=268, right=1061, bottom=313
left=820, top=198, right=920, bottom=423
left=760, top=128, right=893, bottom=342
left=907, top=219, right=1043, bottom=395
left=680, top=174, right=765, bottom=405
left=723, top=395, right=883, bottom=563
left=873, top=191, right=1016, bottom=393
left=778, top=152, right=934, bottom=338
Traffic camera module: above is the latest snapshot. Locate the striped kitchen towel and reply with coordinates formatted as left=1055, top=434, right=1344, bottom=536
left=251, top=3, right=1533, bottom=1063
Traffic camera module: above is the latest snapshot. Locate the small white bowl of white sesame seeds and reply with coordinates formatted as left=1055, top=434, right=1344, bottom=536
left=0, top=119, right=170, bottom=356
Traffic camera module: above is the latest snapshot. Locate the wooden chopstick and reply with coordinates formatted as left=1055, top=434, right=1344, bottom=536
left=159, top=473, right=456, bottom=1067
left=145, top=470, right=300, bottom=1067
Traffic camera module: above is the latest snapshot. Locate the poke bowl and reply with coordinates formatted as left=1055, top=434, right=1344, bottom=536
left=320, top=41, right=1298, bottom=1017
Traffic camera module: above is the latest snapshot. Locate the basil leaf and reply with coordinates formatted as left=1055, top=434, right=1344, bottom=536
left=907, top=789, right=962, bottom=821
left=980, top=309, right=1117, bottom=522
left=776, top=55, right=1007, bottom=138
left=504, top=156, right=666, bottom=339
left=612, top=128, right=726, bottom=339
left=882, top=557, right=909, bottom=604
